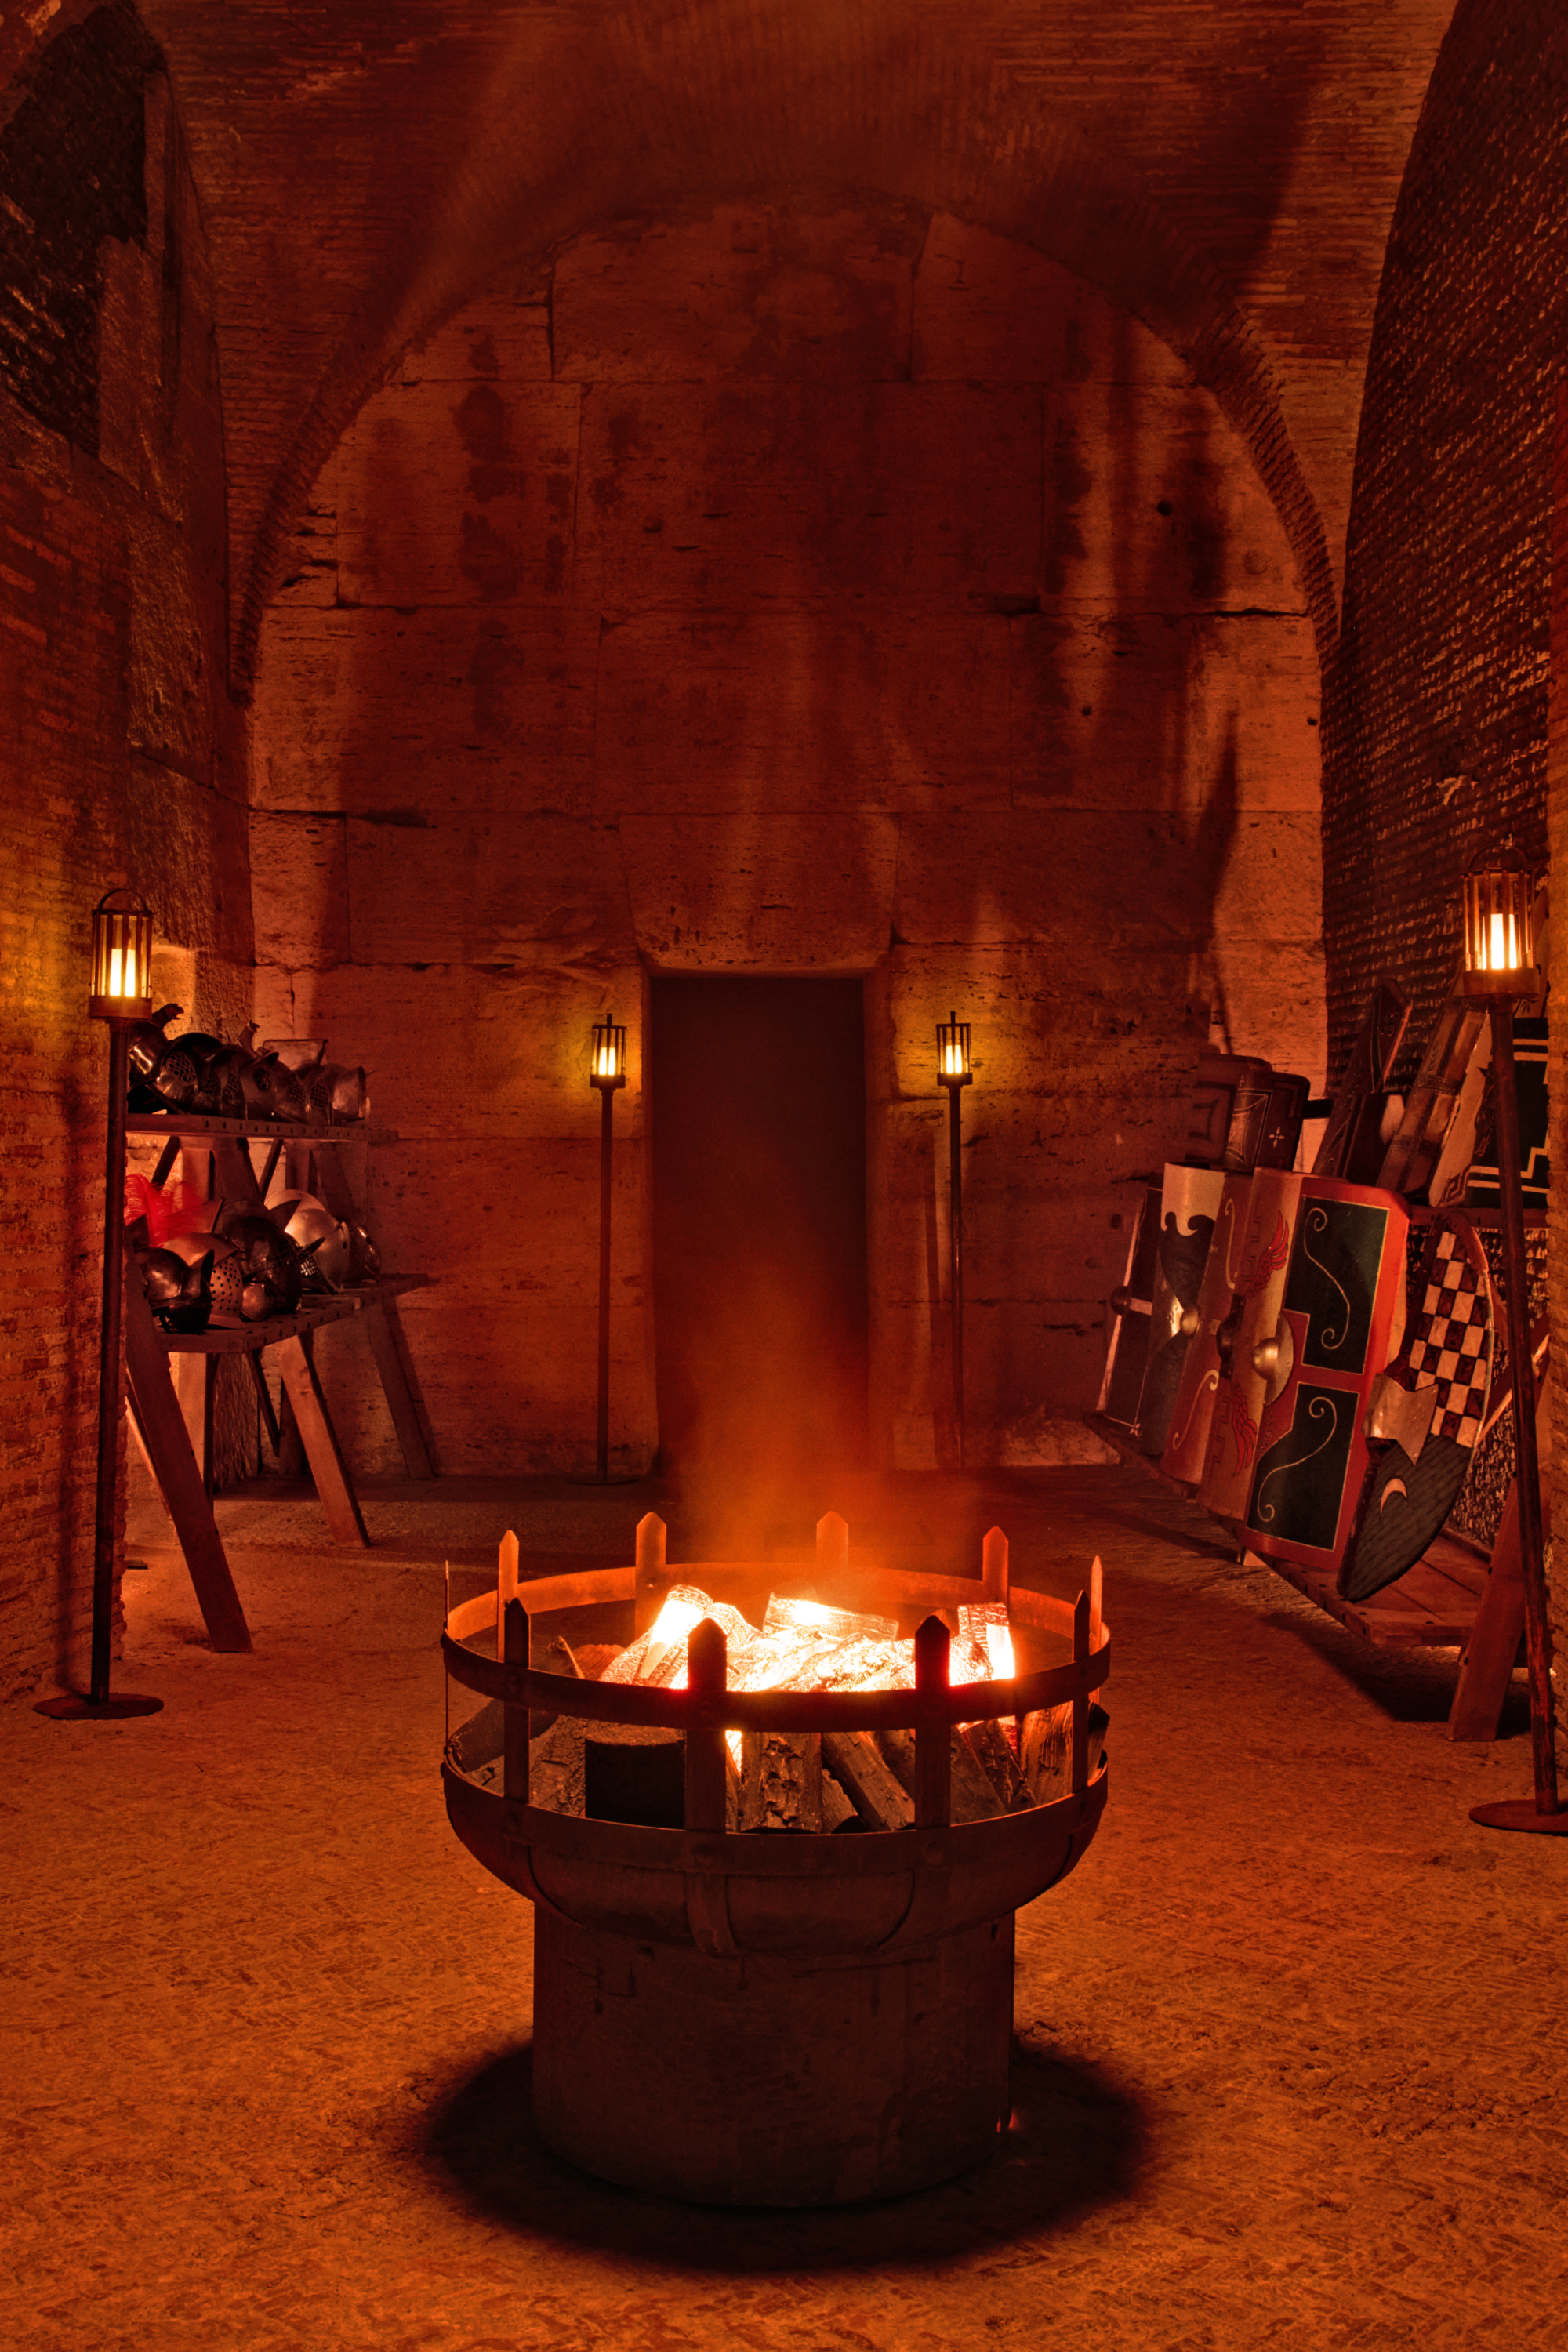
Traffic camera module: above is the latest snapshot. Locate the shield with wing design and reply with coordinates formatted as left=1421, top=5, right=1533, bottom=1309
left=1242, top=1180, right=1410, bottom=1572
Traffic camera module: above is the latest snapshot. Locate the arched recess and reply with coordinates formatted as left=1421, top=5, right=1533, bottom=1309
left=249, top=197, right=1325, bottom=1480
left=232, top=9, right=1336, bottom=695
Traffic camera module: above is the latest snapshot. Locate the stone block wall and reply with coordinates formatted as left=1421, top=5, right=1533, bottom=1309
left=252, top=204, right=1324, bottom=1478
left=0, top=13, right=246, bottom=1694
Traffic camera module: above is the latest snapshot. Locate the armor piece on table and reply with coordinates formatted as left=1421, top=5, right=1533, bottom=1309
left=125, top=1004, right=196, bottom=1112
left=234, top=1050, right=296, bottom=1120
left=1135, top=1164, right=1224, bottom=1459
left=1161, top=1173, right=1255, bottom=1486
left=139, top=1243, right=212, bottom=1334
left=259, top=1038, right=326, bottom=1073
left=1240, top=1180, right=1410, bottom=1573
left=1098, top=1185, right=1163, bottom=1428
left=256, top=1054, right=308, bottom=1122
left=136, top=1040, right=201, bottom=1113
left=307, top=1061, right=369, bottom=1123
left=214, top=1209, right=304, bottom=1319
left=345, top=1222, right=380, bottom=1283
left=1196, top=1169, right=1302, bottom=1524
left=162, top=1228, right=245, bottom=1326
left=270, top=1191, right=350, bottom=1289
left=175, top=1035, right=246, bottom=1119
left=202, top=1051, right=251, bottom=1119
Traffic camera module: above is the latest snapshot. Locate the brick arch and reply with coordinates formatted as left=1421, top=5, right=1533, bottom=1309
left=234, top=13, right=1335, bottom=692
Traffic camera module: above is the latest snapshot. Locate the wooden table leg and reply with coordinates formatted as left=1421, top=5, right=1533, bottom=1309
left=1449, top=1370, right=1550, bottom=1742
left=361, top=1297, right=435, bottom=1477
left=298, top=1145, right=435, bottom=1479
left=277, top=1380, right=305, bottom=1477
left=1447, top=1494, right=1526, bottom=1740
left=122, top=1273, right=252, bottom=1652
left=274, top=1332, right=371, bottom=1547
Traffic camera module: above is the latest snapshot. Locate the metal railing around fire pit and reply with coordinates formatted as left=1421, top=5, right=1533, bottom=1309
left=439, top=1512, right=1111, bottom=2207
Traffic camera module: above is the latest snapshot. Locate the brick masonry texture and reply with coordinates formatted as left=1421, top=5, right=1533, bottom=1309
left=1322, top=0, right=1568, bottom=1761
left=0, top=27, right=249, bottom=1695
left=1324, top=0, right=1568, bottom=1083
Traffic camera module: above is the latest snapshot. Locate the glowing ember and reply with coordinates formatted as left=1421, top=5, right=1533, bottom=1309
left=958, top=1602, right=1015, bottom=1682
left=803, top=1636, right=915, bottom=1692
left=505, top=1563, right=1102, bottom=1834
left=762, top=1595, right=898, bottom=1642
left=602, top=1585, right=754, bottom=1685
left=608, top=1589, right=1014, bottom=1700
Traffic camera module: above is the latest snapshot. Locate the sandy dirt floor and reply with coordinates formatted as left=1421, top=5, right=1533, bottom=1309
left=5, top=1465, right=1566, bottom=2350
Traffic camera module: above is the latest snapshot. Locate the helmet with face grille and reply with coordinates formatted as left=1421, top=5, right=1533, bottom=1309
left=216, top=1210, right=304, bottom=1319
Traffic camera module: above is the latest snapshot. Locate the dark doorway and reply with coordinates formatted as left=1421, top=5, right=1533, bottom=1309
left=651, top=978, right=869, bottom=1528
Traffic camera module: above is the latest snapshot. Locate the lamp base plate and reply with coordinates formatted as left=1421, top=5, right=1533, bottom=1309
left=34, top=1691, right=163, bottom=1720
left=1469, top=1797, right=1568, bottom=1835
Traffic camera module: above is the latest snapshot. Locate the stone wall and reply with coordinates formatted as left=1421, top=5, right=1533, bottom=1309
left=1323, top=0, right=1568, bottom=1769
left=0, top=9, right=246, bottom=1695
left=1324, top=0, right=1567, bottom=1076
left=252, top=204, right=1323, bottom=1479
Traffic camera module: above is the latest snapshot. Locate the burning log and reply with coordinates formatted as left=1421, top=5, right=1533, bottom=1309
left=963, top=1715, right=1028, bottom=1809
left=1020, top=1700, right=1109, bottom=1802
left=529, top=1714, right=586, bottom=1814
left=763, top=1594, right=898, bottom=1642
left=1020, top=1702, right=1069, bottom=1801
left=585, top=1722, right=685, bottom=1828
left=877, top=1724, right=1008, bottom=1824
left=820, top=1768, right=858, bottom=1832
left=604, top=1588, right=757, bottom=1686
left=739, top=1730, right=824, bottom=1832
left=821, top=1729, right=914, bottom=1830
left=493, top=1554, right=1062, bottom=1834
left=807, top=1635, right=916, bottom=1691
left=957, top=1600, right=1015, bottom=1682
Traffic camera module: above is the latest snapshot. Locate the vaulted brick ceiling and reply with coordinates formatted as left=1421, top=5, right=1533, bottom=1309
left=9, top=0, right=1459, bottom=681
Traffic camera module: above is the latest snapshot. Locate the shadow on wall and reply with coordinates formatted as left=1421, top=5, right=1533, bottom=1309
left=248, top=187, right=1325, bottom=1479
left=424, top=2036, right=1146, bottom=2263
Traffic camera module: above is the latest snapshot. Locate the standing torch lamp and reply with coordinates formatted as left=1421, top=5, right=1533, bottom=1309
left=1461, top=846, right=1563, bottom=1831
left=937, top=1011, right=973, bottom=1469
left=588, top=1015, right=627, bottom=1485
left=37, top=891, right=163, bottom=1720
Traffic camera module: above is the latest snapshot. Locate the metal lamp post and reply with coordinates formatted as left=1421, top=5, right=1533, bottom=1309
left=1461, top=847, right=1563, bottom=1831
left=937, top=1011, right=973, bottom=1469
left=36, top=891, right=163, bottom=1720
left=588, top=1014, right=627, bottom=1484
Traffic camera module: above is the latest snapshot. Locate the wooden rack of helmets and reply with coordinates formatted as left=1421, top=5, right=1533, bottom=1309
left=1090, top=972, right=1548, bottom=1742
left=122, top=1111, right=432, bottom=1652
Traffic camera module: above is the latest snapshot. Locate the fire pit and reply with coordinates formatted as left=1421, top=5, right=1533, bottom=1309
left=441, top=1512, right=1109, bottom=2206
